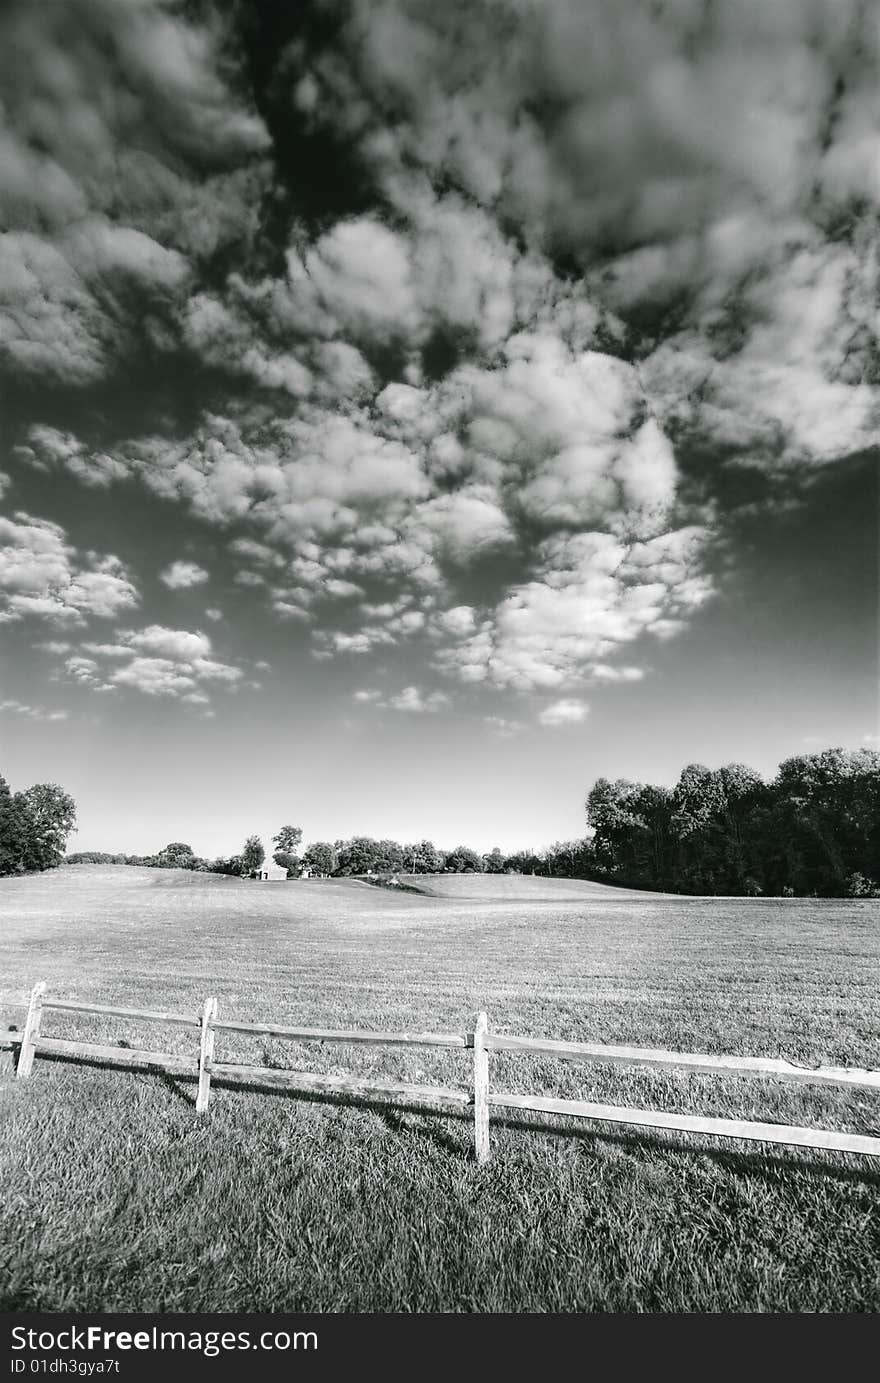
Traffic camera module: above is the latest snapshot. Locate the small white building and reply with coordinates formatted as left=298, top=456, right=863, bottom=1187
left=262, top=862, right=288, bottom=881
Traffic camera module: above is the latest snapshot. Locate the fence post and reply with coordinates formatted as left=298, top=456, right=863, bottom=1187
left=196, top=996, right=217, bottom=1114
left=473, top=1011, right=490, bottom=1164
left=16, top=981, right=46, bottom=1079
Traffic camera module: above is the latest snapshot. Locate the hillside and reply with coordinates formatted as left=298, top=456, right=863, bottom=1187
left=401, top=872, right=672, bottom=900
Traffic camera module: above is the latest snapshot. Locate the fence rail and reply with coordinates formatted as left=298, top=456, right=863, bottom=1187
left=4, top=981, right=880, bottom=1165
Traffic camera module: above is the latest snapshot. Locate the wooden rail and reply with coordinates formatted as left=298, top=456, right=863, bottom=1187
left=213, top=1018, right=467, bottom=1047
left=44, top=998, right=200, bottom=1029
left=488, top=1093, right=880, bottom=1157
left=487, top=1035, right=880, bottom=1091
left=6, top=981, right=880, bottom=1165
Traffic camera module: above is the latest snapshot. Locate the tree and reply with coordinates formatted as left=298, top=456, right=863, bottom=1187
left=584, top=747, right=880, bottom=896
left=671, top=763, right=765, bottom=894
left=210, top=854, right=243, bottom=876
left=375, top=839, right=404, bottom=872
left=14, top=783, right=77, bottom=873
left=303, top=841, right=337, bottom=876
left=241, top=835, right=265, bottom=876
left=586, top=778, right=672, bottom=887
left=0, top=775, right=27, bottom=876
left=272, top=824, right=303, bottom=867
left=769, top=748, right=880, bottom=895
left=334, top=837, right=381, bottom=874
left=444, top=845, right=483, bottom=873
left=543, top=839, right=598, bottom=878
left=504, top=848, right=543, bottom=875
left=407, top=840, right=443, bottom=873
left=482, top=847, right=506, bottom=873
left=156, top=841, right=196, bottom=869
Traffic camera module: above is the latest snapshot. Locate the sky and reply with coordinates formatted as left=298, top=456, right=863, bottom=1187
left=0, top=0, right=877, bottom=859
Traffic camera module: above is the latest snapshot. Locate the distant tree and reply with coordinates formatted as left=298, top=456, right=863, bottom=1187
left=334, top=836, right=381, bottom=874
left=482, top=847, right=506, bottom=874
left=503, top=848, right=543, bottom=875
left=405, top=840, right=444, bottom=873
left=210, top=854, right=243, bottom=876
left=272, top=825, right=303, bottom=869
left=444, top=845, right=483, bottom=873
left=241, top=835, right=265, bottom=876
left=543, top=839, right=598, bottom=878
left=303, top=842, right=337, bottom=876
left=375, top=839, right=404, bottom=872
left=66, top=851, right=127, bottom=865
left=156, top=841, right=196, bottom=869
left=273, top=852, right=301, bottom=877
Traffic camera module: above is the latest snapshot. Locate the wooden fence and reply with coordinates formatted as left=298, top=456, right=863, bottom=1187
left=4, top=981, right=880, bottom=1164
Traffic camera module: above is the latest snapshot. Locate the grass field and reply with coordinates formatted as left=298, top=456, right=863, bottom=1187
left=2, top=864, right=879, bottom=1312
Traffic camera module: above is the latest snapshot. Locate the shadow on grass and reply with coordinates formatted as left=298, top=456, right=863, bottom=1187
left=19, top=1050, right=880, bottom=1189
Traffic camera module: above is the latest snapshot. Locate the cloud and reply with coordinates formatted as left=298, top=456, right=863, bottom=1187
left=435, top=526, right=711, bottom=690
left=7, top=0, right=877, bottom=719
left=297, top=1, right=878, bottom=472
left=124, top=625, right=213, bottom=662
left=538, top=699, right=590, bottom=727
left=0, top=699, right=68, bottom=723
left=387, top=685, right=450, bottom=713
left=0, top=0, right=269, bottom=387
left=14, top=425, right=130, bottom=489
left=0, top=512, right=139, bottom=625
left=159, top=560, right=209, bottom=589
left=63, top=623, right=242, bottom=702
left=354, top=684, right=450, bottom=713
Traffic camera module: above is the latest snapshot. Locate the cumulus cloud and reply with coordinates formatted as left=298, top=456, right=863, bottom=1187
left=14, top=425, right=129, bottom=489
left=0, top=0, right=269, bottom=387
left=159, top=560, right=210, bottom=590
left=354, top=684, right=450, bottom=713
left=297, top=1, right=879, bottom=472
left=538, top=699, right=589, bottom=727
left=434, top=526, right=712, bottom=690
left=0, top=512, right=139, bottom=625
left=64, top=624, right=242, bottom=702
left=0, top=699, right=68, bottom=723
left=387, top=685, right=450, bottom=713
left=8, top=0, right=877, bottom=718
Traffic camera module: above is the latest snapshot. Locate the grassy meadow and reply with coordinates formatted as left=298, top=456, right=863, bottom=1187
left=1, top=864, right=879, bottom=1313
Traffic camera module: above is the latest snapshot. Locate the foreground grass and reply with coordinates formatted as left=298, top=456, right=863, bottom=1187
left=1, top=866, right=879, bottom=1312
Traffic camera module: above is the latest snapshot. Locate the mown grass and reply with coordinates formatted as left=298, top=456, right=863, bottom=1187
left=1, top=866, right=879, bottom=1312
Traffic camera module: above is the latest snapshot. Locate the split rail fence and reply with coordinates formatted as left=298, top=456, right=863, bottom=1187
left=5, top=981, right=880, bottom=1164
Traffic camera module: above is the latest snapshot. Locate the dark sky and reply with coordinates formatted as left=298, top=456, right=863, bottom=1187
left=0, top=0, right=877, bottom=854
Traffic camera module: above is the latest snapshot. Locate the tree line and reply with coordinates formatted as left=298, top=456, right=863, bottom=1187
left=66, top=830, right=574, bottom=879
left=586, top=747, right=880, bottom=897
left=16, top=744, right=880, bottom=898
